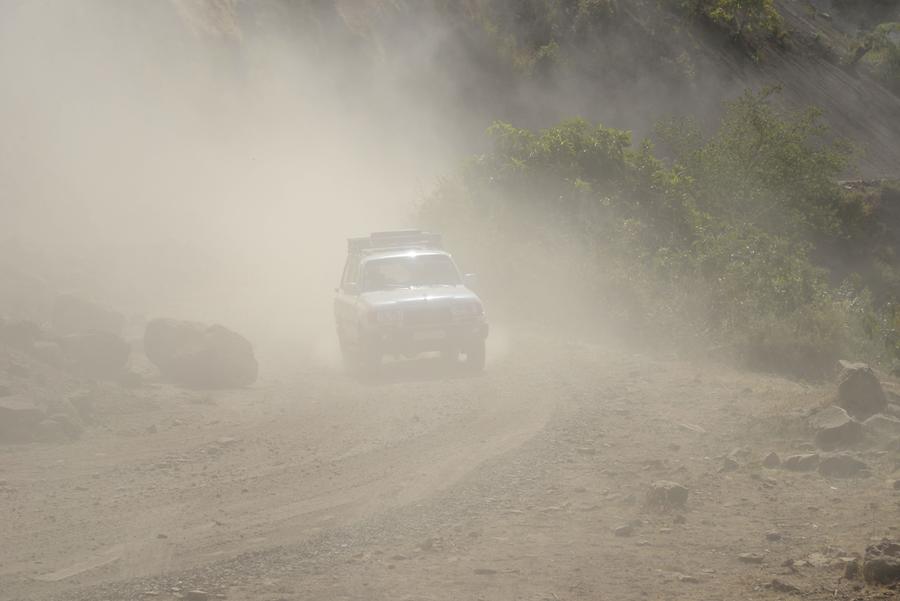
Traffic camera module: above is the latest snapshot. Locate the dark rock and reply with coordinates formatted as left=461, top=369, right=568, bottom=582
left=863, top=414, right=900, bottom=440
left=770, top=578, right=801, bottom=594
left=738, top=552, right=764, bottom=564
left=844, top=558, right=860, bottom=580
left=818, top=453, right=869, bottom=478
left=52, top=294, right=124, bottom=336
left=721, top=457, right=739, bottom=472
left=613, top=524, right=634, bottom=537
left=766, top=530, right=782, bottom=542
left=782, top=453, right=820, bottom=472
left=184, top=591, right=209, bottom=601
left=808, top=406, right=862, bottom=450
left=59, top=332, right=130, bottom=379
left=863, top=540, right=900, bottom=585
left=144, top=319, right=257, bottom=388
left=762, top=452, right=781, bottom=468
left=893, top=479, right=900, bottom=490
left=837, top=362, right=886, bottom=420
left=0, top=395, right=45, bottom=442
left=646, top=480, right=689, bottom=509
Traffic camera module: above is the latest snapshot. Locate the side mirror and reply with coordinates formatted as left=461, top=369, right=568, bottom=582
left=344, top=282, right=360, bottom=295
left=463, top=273, right=478, bottom=288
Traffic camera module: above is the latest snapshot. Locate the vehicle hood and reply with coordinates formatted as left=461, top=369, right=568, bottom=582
left=360, top=286, right=481, bottom=309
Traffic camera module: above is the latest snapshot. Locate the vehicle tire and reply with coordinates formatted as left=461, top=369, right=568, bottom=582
left=465, top=339, right=486, bottom=372
left=440, top=347, right=459, bottom=366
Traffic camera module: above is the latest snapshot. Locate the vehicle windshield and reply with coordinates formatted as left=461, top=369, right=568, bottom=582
left=362, top=254, right=461, bottom=291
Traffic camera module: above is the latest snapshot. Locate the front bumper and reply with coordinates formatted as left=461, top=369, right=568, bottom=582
left=363, top=319, right=488, bottom=354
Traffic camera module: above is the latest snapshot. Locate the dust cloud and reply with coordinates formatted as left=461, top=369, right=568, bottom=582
left=0, top=1, right=471, bottom=360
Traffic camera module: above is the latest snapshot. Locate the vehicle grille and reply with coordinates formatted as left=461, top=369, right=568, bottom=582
left=404, top=306, right=452, bottom=326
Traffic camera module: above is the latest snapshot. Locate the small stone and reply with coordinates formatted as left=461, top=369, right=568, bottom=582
left=762, top=452, right=781, bottom=468
left=863, top=414, right=900, bottom=439
left=808, top=406, right=862, bottom=450
left=818, top=453, right=869, bottom=478
left=185, top=591, right=209, bottom=601
left=677, top=573, right=699, bottom=583
left=782, top=453, right=820, bottom=472
left=738, top=552, right=765, bottom=564
left=893, top=480, right=900, bottom=490
left=721, top=457, right=739, bottom=472
left=474, top=568, right=497, bottom=575
left=766, top=530, right=782, bottom=542
left=647, top=480, right=689, bottom=509
left=613, top=524, right=634, bottom=537
left=770, top=578, right=801, bottom=594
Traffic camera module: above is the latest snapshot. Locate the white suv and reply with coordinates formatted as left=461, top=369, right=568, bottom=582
left=334, top=231, right=488, bottom=373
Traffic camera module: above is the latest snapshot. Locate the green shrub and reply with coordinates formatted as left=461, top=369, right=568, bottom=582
left=421, top=90, right=899, bottom=378
left=678, top=0, right=784, bottom=48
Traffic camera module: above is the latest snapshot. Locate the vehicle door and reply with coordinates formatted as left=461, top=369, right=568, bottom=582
left=334, top=255, right=362, bottom=342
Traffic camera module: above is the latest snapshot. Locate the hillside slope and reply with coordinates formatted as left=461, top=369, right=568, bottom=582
left=171, top=0, right=900, bottom=176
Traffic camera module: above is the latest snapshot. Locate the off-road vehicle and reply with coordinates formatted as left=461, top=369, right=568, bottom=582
left=334, top=230, right=488, bottom=372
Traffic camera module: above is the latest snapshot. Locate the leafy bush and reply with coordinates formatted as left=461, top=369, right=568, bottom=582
left=678, top=0, right=784, bottom=48
left=851, top=22, right=900, bottom=92
left=422, top=90, right=897, bottom=378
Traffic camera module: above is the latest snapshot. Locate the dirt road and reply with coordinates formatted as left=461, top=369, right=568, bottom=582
left=1, top=329, right=898, bottom=601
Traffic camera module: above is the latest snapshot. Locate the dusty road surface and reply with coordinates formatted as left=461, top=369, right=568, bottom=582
left=1, top=329, right=899, bottom=601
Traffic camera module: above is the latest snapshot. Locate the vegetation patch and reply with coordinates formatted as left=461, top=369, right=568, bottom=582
left=422, top=90, right=899, bottom=378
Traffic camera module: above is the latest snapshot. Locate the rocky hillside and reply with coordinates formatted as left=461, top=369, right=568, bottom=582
left=169, top=0, right=900, bottom=176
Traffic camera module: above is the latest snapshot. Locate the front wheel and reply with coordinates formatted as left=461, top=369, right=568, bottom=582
left=464, top=339, right=486, bottom=372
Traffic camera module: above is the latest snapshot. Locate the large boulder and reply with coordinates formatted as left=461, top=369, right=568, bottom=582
left=59, top=332, right=130, bottom=379
left=808, top=406, right=862, bottom=450
left=0, top=394, right=45, bottom=442
left=144, top=319, right=258, bottom=388
left=836, top=362, right=887, bottom=420
left=863, top=540, right=900, bottom=585
left=52, top=294, right=124, bottom=336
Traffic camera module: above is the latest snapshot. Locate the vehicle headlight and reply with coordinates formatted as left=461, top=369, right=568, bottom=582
left=451, top=302, right=483, bottom=318
left=374, top=308, right=403, bottom=323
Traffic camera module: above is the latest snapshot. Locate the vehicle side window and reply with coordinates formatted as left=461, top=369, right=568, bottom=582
left=342, top=256, right=360, bottom=291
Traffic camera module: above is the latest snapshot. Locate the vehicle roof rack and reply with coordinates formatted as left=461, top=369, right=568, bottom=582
left=348, top=230, right=443, bottom=254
